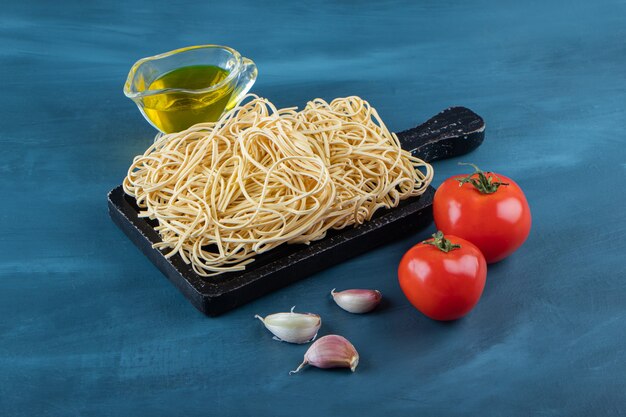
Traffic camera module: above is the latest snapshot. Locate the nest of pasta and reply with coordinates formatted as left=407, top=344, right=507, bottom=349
left=124, top=95, right=433, bottom=276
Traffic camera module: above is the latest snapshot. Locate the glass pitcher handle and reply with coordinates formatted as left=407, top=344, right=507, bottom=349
left=226, top=57, right=258, bottom=111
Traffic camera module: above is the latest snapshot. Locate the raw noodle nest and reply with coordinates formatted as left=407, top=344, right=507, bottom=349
left=123, top=95, right=433, bottom=276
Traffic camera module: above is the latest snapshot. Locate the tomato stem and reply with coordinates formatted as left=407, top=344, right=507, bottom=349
left=457, top=162, right=509, bottom=194
left=422, top=231, right=461, bottom=253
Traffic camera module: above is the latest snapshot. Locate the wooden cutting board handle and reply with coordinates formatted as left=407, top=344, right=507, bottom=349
left=397, top=106, right=485, bottom=162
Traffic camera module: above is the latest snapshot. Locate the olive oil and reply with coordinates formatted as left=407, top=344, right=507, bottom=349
left=142, top=65, right=234, bottom=133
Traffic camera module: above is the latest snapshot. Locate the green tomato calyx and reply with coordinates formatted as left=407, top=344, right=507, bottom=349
left=422, top=231, right=461, bottom=253
left=457, top=162, right=509, bottom=194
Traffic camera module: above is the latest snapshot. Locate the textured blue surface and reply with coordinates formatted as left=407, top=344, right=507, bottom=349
left=1, top=0, right=625, bottom=415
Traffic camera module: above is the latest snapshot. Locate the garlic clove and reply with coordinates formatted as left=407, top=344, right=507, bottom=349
left=255, top=306, right=321, bottom=344
left=331, top=288, right=382, bottom=313
left=290, top=334, right=359, bottom=374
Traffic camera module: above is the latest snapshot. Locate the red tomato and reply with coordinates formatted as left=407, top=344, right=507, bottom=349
left=398, top=232, right=487, bottom=321
left=433, top=164, right=531, bottom=263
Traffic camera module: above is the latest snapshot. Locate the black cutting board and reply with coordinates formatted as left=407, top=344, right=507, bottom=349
left=108, top=106, right=485, bottom=316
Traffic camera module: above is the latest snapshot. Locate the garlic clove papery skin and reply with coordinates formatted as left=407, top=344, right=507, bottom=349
left=290, top=334, right=359, bottom=374
left=255, top=306, right=321, bottom=344
left=331, top=288, right=382, bottom=313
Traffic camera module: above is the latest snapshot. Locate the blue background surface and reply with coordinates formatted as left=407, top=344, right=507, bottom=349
left=1, top=0, right=625, bottom=415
